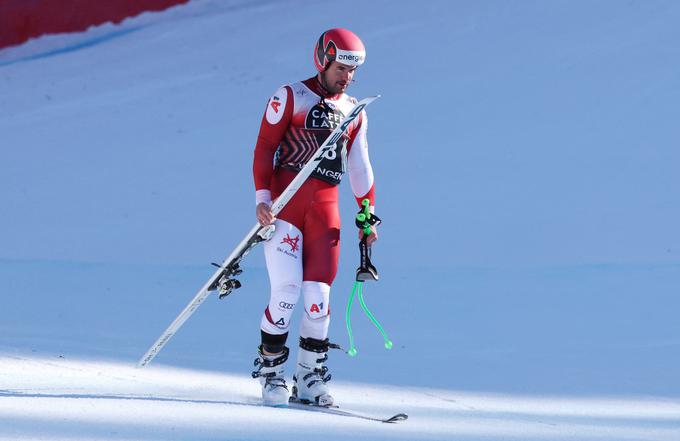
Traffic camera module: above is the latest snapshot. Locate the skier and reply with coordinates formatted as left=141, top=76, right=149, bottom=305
left=251, top=28, right=377, bottom=407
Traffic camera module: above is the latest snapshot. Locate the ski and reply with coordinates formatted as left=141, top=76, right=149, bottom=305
left=138, top=95, right=380, bottom=367
left=287, top=400, right=408, bottom=423
left=5, top=388, right=407, bottom=424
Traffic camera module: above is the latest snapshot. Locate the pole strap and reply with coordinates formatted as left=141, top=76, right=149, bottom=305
left=344, top=281, right=393, bottom=357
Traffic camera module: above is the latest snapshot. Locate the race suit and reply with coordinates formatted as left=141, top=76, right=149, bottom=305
left=252, top=76, right=375, bottom=341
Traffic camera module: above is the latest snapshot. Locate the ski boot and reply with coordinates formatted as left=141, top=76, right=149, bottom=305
left=291, top=337, right=333, bottom=406
left=252, top=345, right=290, bottom=406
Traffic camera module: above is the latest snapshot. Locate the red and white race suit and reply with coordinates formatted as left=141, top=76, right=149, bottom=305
left=253, top=76, right=375, bottom=340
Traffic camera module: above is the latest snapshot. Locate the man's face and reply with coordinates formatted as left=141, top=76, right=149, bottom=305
left=321, top=61, right=357, bottom=94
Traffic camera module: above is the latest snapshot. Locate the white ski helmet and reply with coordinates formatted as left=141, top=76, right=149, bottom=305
left=313, top=28, right=366, bottom=72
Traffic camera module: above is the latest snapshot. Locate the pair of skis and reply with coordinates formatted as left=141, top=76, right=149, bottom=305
left=138, top=95, right=379, bottom=368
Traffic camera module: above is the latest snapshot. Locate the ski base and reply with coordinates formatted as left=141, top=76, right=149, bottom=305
left=286, top=397, right=408, bottom=423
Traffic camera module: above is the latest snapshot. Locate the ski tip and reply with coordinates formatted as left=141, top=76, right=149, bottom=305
left=361, top=95, right=380, bottom=103
left=384, top=413, right=408, bottom=423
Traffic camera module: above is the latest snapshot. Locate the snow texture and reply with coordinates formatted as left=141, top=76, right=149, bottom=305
left=1, top=0, right=680, bottom=440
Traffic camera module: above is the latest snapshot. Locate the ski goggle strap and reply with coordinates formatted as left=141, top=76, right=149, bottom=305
left=345, top=281, right=393, bottom=357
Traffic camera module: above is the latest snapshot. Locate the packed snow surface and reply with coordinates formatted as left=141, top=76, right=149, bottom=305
left=1, top=0, right=679, bottom=440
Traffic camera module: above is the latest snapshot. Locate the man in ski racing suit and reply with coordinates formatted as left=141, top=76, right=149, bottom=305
left=251, top=28, right=376, bottom=407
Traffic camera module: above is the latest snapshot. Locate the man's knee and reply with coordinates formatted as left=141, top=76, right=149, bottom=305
left=261, top=283, right=301, bottom=334
left=299, top=281, right=331, bottom=339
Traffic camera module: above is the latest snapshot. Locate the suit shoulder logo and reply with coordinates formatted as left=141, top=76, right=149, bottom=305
left=265, top=87, right=288, bottom=125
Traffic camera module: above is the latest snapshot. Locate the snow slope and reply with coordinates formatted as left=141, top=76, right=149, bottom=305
left=1, top=0, right=680, bottom=440
left=2, top=356, right=679, bottom=441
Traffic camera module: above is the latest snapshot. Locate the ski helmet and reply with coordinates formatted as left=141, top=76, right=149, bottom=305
left=313, top=28, right=366, bottom=72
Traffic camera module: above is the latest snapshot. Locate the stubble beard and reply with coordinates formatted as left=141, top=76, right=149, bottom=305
left=320, top=73, right=347, bottom=95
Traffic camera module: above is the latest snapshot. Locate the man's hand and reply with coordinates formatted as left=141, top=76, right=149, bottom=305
left=359, top=225, right=378, bottom=246
left=256, top=203, right=276, bottom=226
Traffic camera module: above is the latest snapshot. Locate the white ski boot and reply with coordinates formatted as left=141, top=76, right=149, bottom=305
left=292, top=337, right=333, bottom=406
left=252, top=346, right=290, bottom=406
